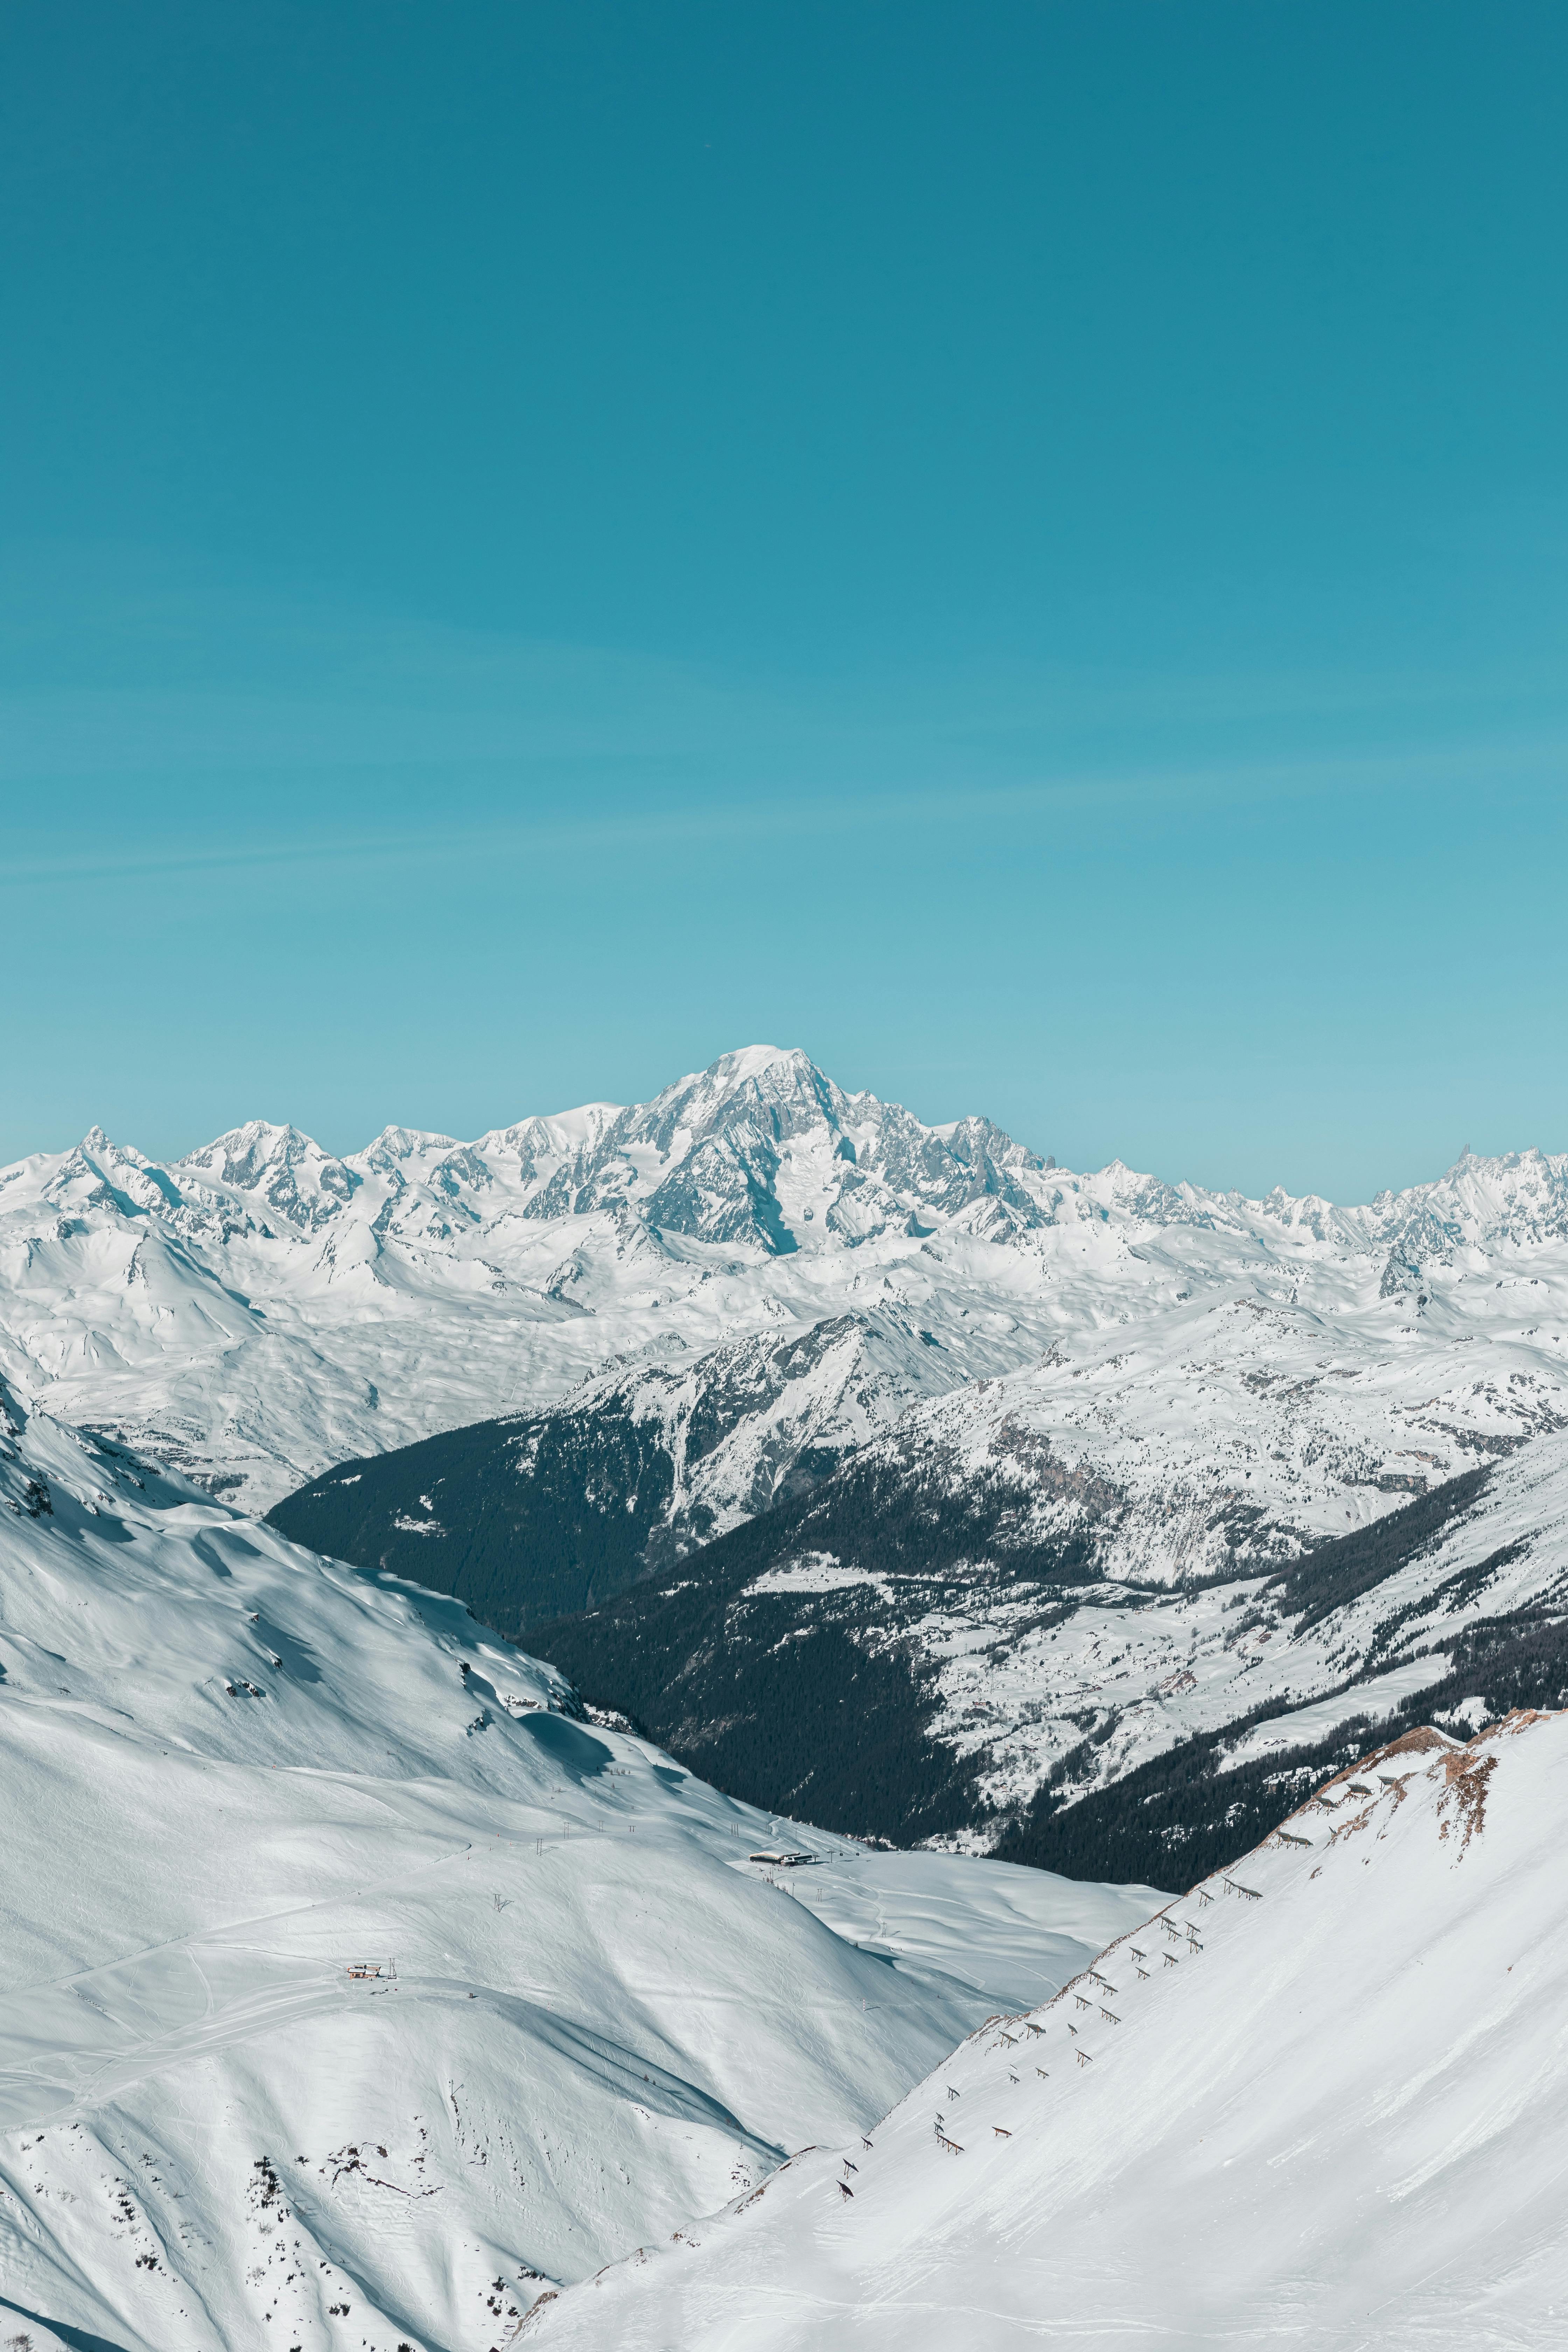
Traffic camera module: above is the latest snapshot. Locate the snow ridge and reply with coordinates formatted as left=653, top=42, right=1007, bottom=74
left=533, top=1708, right=1568, bottom=2350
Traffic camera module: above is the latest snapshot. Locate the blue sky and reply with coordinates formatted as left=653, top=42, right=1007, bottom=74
left=2, top=2, right=1565, bottom=1197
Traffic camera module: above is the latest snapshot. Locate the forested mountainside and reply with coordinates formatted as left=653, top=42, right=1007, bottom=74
left=517, top=1426, right=1568, bottom=1877
left=275, top=1382, right=1568, bottom=1882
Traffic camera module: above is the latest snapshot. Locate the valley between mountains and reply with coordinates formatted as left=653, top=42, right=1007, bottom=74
left=219, top=1045, right=1568, bottom=1878
left=0, top=1380, right=1159, bottom=2352
left=11, top=1041, right=1568, bottom=1871
left=3, top=1044, right=1567, bottom=2346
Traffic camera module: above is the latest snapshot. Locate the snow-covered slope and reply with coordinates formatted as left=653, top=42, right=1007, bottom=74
left=531, top=1708, right=1568, bottom=2351
left=0, top=1050, right=1081, bottom=1511
left=6, top=1046, right=1568, bottom=1537
left=0, top=1382, right=1160, bottom=2352
left=268, top=1309, right=962, bottom=1636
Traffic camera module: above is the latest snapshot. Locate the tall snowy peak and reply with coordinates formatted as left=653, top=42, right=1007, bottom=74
left=484, top=1047, right=1050, bottom=1256
left=4, top=1051, right=1568, bottom=1514
left=178, top=1118, right=359, bottom=1232
left=614, top=1048, right=1054, bottom=1249
left=36, top=1128, right=190, bottom=1224
left=552, top=1047, right=853, bottom=1251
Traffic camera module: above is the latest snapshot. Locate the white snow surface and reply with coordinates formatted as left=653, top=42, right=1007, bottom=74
left=5, top=1047, right=1568, bottom=1534
left=0, top=1385, right=1159, bottom=2352
left=532, top=1709, right=1568, bottom=2350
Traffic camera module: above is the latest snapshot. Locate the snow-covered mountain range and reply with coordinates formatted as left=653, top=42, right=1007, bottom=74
left=5, top=1048, right=1567, bottom=2345
left=0, top=1379, right=1157, bottom=2351
left=11, top=1042, right=1568, bottom=1867
left=532, top=1707, right=1568, bottom=2350
left=0, top=1046, right=1073, bottom=1511
left=7, top=1043, right=1568, bottom=1533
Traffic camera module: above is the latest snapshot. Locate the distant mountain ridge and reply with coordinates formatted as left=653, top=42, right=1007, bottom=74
left=6, top=1044, right=1568, bottom=1521
left=108, top=1044, right=1058, bottom=1257
left=24, top=1043, right=1568, bottom=1267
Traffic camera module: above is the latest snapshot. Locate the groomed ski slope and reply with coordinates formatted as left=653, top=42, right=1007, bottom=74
left=532, top=1711, right=1568, bottom=2351
left=0, top=1390, right=1159, bottom=2352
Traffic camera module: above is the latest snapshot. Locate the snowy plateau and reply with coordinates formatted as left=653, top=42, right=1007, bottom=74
left=3, top=1044, right=1568, bottom=2345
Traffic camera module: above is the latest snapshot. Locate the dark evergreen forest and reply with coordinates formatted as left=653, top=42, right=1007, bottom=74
left=267, top=1408, right=678, bottom=1631
left=270, top=1401, right=1568, bottom=1879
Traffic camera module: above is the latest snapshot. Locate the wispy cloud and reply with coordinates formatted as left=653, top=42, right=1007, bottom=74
left=4, top=732, right=1562, bottom=891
